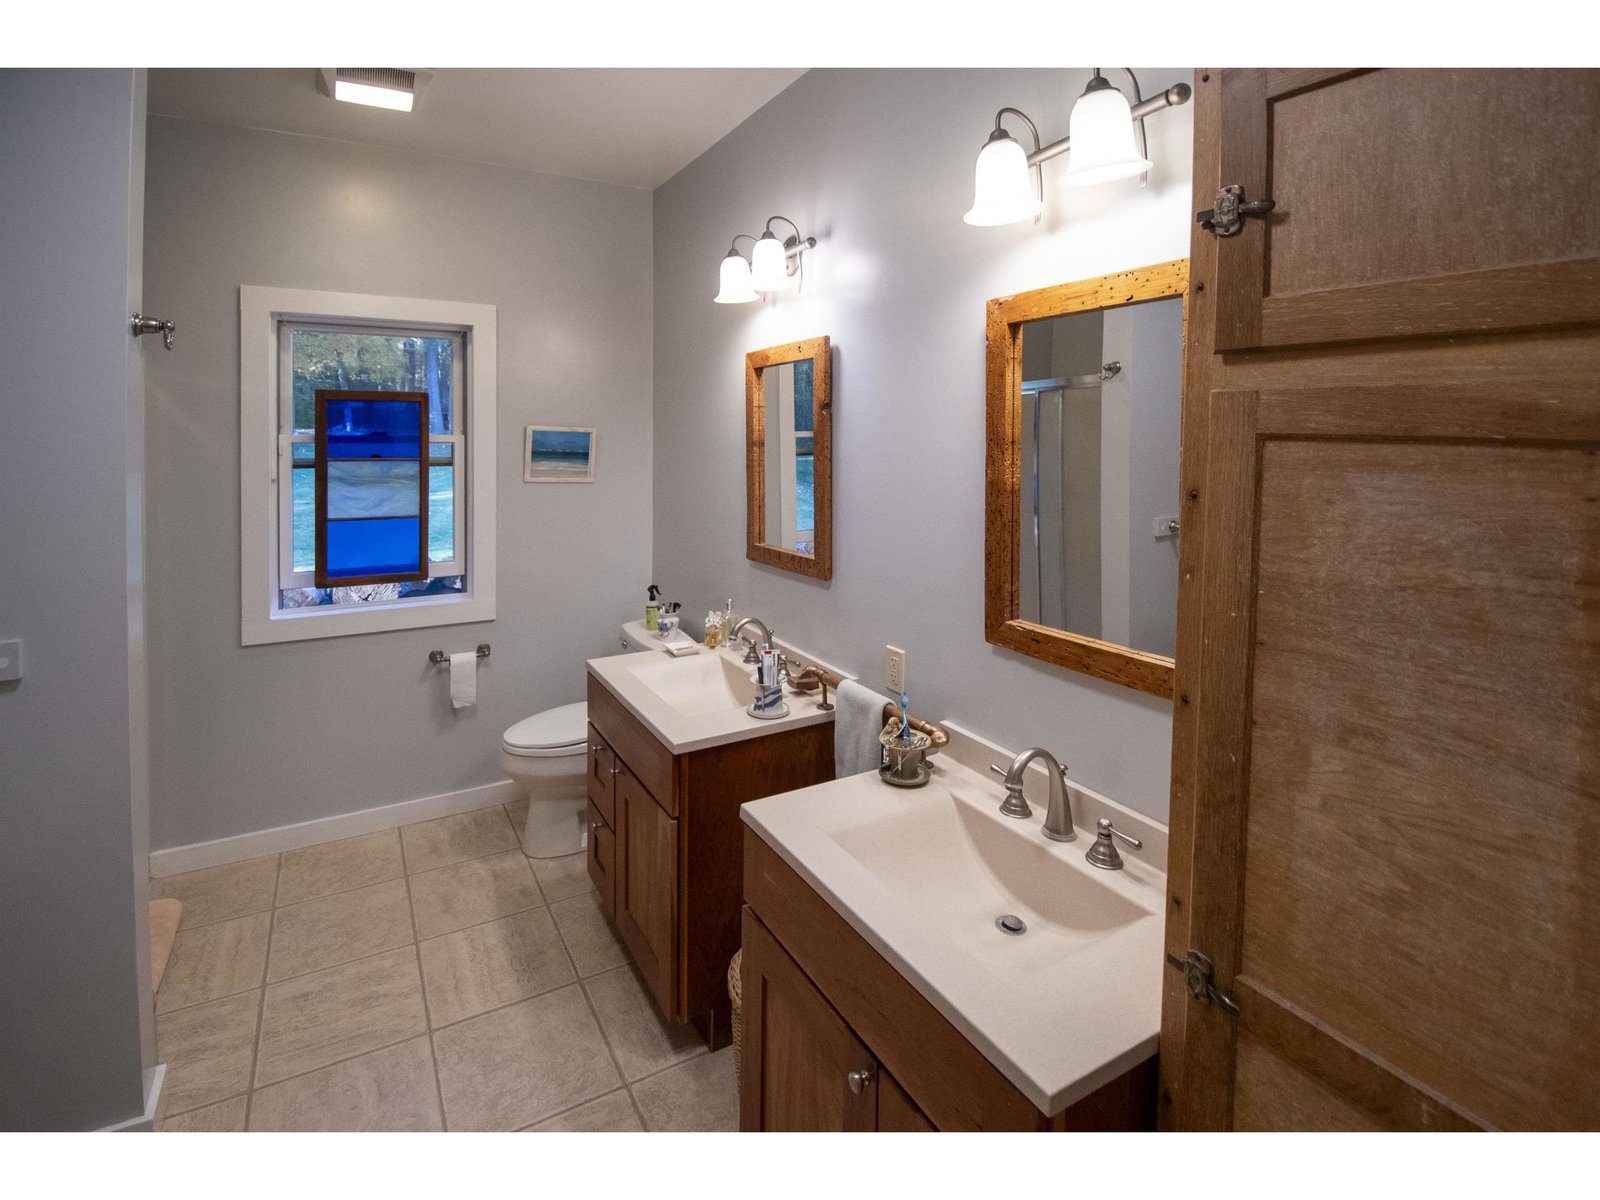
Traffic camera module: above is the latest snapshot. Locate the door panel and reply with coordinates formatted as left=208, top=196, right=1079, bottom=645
left=739, top=908, right=878, bottom=1132
left=615, top=764, right=677, bottom=1014
left=1213, top=68, right=1600, bottom=350
left=1232, top=1030, right=1382, bottom=1133
left=878, top=1071, right=937, bottom=1132
left=1179, top=384, right=1600, bottom=1130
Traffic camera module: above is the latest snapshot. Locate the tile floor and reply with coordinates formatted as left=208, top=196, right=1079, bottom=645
left=150, top=798, right=737, bottom=1132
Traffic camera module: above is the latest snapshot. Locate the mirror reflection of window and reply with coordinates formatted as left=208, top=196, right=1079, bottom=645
left=1017, top=296, right=1183, bottom=658
left=762, top=359, right=815, bottom=555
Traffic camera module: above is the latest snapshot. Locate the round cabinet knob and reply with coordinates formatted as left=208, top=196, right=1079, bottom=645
left=846, top=1067, right=874, bottom=1095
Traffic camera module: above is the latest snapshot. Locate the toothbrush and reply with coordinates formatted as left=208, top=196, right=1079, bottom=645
left=899, top=691, right=910, bottom=742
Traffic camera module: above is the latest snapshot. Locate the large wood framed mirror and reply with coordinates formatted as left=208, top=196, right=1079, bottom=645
left=747, top=336, right=832, bottom=580
left=985, top=260, right=1187, bottom=698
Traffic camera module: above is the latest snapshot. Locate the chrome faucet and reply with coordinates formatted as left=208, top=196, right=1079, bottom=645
left=729, top=616, right=773, bottom=665
left=989, top=748, right=1075, bottom=842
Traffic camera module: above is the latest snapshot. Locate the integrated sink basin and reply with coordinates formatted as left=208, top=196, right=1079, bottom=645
left=627, top=651, right=756, bottom=715
left=586, top=640, right=834, bottom=755
left=828, top=778, right=1148, bottom=976
left=741, top=731, right=1167, bottom=1115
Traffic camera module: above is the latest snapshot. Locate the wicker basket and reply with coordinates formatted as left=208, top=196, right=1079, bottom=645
left=728, top=948, right=744, bottom=1076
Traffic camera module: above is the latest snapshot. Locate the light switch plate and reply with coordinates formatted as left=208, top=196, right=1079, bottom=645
left=885, top=645, right=906, bottom=694
left=0, top=639, right=21, bottom=682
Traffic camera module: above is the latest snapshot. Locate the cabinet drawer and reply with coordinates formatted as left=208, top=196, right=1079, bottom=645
left=586, top=725, right=616, bottom=827
left=586, top=800, right=616, bottom=917
left=587, top=674, right=676, bottom=815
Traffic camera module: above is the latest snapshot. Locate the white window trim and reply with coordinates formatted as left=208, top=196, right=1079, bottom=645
left=240, top=285, right=497, bottom=646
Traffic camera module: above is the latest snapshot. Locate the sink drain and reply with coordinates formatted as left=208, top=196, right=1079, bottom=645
left=996, top=914, right=1027, bottom=936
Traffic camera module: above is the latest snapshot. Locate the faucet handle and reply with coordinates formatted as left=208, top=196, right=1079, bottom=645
left=1086, top=817, right=1142, bottom=870
left=990, top=764, right=1032, bottom=819
left=1098, top=817, right=1142, bottom=849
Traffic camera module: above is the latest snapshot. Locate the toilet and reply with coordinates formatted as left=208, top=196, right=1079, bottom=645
left=500, top=701, right=589, bottom=858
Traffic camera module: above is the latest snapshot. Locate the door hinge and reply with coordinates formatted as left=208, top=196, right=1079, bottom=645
left=1197, top=184, right=1276, bottom=237
left=1165, top=949, right=1240, bottom=1016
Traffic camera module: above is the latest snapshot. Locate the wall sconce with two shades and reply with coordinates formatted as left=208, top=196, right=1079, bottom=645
left=714, top=215, right=818, bottom=304
left=964, top=69, right=1192, bottom=226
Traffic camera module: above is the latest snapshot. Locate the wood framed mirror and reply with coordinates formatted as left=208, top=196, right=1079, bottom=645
left=747, top=336, right=832, bottom=580
left=984, top=260, right=1187, bottom=698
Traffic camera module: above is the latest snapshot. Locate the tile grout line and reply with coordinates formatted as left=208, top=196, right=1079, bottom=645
left=400, top=852, right=451, bottom=1133
left=575, top=971, right=654, bottom=1131
left=512, top=1086, right=639, bottom=1133
left=240, top=852, right=280, bottom=1132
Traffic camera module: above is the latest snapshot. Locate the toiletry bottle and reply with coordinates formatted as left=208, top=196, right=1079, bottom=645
left=721, top=598, right=735, bottom=644
left=646, top=584, right=661, bottom=632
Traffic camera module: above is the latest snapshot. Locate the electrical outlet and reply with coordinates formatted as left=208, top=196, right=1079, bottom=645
left=885, top=645, right=907, bottom=694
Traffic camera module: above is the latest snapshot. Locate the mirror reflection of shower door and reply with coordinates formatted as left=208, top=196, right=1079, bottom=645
left=1021, top=378, right=1102, bottom=635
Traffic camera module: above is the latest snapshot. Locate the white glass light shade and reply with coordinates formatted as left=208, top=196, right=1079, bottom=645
left=1063, top=82, right=1151, bottom=187
left=714, top=251, right=759, bottom=304
left=963, top=133, right=1042, bottom=226
left=749, top=232, right=796, bottom=292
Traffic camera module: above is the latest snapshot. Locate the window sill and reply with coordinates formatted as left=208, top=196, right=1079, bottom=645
left=241, top=590, right=495, bottom=646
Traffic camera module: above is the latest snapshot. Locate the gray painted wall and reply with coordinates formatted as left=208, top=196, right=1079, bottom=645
left=0, top=68, right=153, bottom=1130
left=143, top=118, right=653, bottom=849
left=652, top=69, right=1192, bottom=821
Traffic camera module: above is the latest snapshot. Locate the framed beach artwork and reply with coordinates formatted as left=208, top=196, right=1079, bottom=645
left=524, top=425, right=596, bottom=483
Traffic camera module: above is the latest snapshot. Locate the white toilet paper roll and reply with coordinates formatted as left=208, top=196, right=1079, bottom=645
left=449, top=651, right=477, bottom=709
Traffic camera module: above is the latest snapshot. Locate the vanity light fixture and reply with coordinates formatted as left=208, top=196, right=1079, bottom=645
left=713, top=216, right=818, bottom=304
left=963, top=69, right=1191, bottom=227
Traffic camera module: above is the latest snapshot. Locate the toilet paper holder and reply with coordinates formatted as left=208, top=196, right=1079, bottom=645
left=429, top=643, right=491, bottom=665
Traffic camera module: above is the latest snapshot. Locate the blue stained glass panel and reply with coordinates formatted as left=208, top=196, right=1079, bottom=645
left=324, top=399, right=423, bottom=458
left=327, top=461, right=421, bottom=519
left=325, top=517, right=423, bottom=580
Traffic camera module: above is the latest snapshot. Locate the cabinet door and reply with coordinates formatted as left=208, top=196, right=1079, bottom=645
left=615, top=763, right=677, bottom=1014
left=585, top=800, right=616, bottom=917
left=877, top=1071, right=936, bottom=1132
left=739, top=908, right=878, bottom=1132
left=585, top=725, right=615, bottom=827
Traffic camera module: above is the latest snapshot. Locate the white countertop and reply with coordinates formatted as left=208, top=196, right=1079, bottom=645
left=740, top=724, right=1167, bottom=1117
left=587, top=638, right=836, bottom=755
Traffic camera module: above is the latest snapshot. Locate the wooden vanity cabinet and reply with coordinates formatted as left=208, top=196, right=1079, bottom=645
left=741, top=828, right=1158, bottom=1132
left=585, top=674, right=833, bottom=1040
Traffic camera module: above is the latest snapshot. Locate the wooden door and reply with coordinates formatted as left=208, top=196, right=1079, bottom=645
left=739, top=908, right=879, bottom=1132
left=615, top=763, right=678, bottom=1015
left=1164, top=68, right=1600, bottom=1132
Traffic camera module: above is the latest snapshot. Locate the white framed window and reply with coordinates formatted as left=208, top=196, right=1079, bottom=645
left=240, top=286, right=496, bottom=645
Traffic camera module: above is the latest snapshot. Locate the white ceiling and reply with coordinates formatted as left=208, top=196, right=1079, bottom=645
left=148, top=68, right=808, bottom=191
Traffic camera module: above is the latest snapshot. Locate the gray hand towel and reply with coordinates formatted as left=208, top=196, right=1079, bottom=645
left=834, top=678, right=885, bottom=777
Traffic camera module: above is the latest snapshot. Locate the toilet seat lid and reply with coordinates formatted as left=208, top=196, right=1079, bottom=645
left=503, top=702, right=588, bottom=754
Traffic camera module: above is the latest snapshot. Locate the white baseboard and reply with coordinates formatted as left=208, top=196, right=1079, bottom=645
left=150, top=779, right=520, bottom=877
left=100, top=1063, right=166, bottom=1132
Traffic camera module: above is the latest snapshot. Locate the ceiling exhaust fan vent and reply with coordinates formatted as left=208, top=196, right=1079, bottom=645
left=316, top=68, right=434, bottom=109
left=337, top=67, right=416, bottom=92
